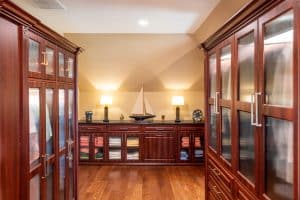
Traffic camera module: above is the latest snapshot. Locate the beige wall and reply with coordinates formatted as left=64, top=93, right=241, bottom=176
left=66, top=34, right=205, bottom=121
left=65, top=0, right=251, bottom=121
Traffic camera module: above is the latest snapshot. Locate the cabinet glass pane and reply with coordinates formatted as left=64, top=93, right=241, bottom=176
left=80, top=136, right=89, bottom=160
left=127, top=149, right=139, bottom=160
left=238, top=32, right=255, bottom=102
left=69, top=149, right=74, bottom=199
left=46, top=164, right=54, bottom=200
left=30, top=174, right=40, bottom=200
left=209, top=54, right=217, bottom=98
left=45, top=47, right=54, bottom=75
left=265, top=117, right=293, bottom=200
left=264, top=11, right=293, bottom=107
left=95, top=136, right=104, bottom=160
left=220, top=45, right=231, bottom=100
left=46, top=89, right=54, bottom=155
left=238, top=111, right=255, bottom=183
left=180, top=136, right=190, bottom=148
left=209, top=105, right=217, bottom=150
left=127, top=136, right=139, bottom=147
left=59, top=155, right=66, bottom=200
left=59, top=52, right=65, bottom=77
left=29, top=39, right=40, bottom=73
left=109, top=149, right=121, bottom=160
left=59, top=89, right=65, bottom=149
left=221, top=108, right=231, bottom=162
left=68, top=58, right=74, bottom=78
left=29, top=88, right=40, bottom=166
left=109, top=136, right=121, bottom=147
left=68, top=90, right=74, bottom=139
left=180, top=149, right=189, bottom=161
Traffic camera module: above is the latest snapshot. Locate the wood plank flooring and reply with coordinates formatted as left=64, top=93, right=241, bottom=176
left=78, top=166, right=205, bottom=200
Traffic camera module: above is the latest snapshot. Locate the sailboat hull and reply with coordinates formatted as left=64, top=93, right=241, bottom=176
left=129, top=114, right=156, bottom=121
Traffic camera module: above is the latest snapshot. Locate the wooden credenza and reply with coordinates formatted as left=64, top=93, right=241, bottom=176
left=78, top=121, right=204, bottom=165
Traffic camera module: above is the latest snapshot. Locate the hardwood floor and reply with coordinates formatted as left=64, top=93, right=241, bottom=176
left=78, top=165, right=205, bottom=200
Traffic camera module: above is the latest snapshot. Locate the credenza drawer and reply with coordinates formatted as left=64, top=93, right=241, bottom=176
left=108, top=125, right=140, bottom=131
left=144, top=125, right=175, bottom=132
left=79, top=125, right=106, bottom=132
left=179, top=125, right=204, bottom=132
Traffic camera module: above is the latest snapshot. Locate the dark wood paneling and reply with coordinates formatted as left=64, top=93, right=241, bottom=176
left=0, top=16, right=21, bottom=200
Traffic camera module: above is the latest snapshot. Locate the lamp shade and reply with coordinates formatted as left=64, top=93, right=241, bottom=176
left=100, top=95, right=112, bottom=105
left=171, top=96, right=184, bottom=106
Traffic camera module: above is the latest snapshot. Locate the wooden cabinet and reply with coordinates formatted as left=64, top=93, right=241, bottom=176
left=78, top=122, right=204, bottom=165
left=144, top=132, right=176, bottom=162
left=0, top=1, right=81, bottom=199
left=203, top=0, right=299, bottom=199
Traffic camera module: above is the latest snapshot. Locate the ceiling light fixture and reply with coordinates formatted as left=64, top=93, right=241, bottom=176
left=138, top=19, right=149, bottom=27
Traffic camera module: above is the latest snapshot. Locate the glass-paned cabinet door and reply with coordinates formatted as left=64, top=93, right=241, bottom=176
left=238, top=31, right=255, bottom=102
left=220, top=45, right=231, bottom=100
left=238, top=111, right=255, bottom=183
left=59, top=155, right=66, bottom=200
left=264, top=10, right=293, bottom=107
left=45, top=47, right=55, bottom=76
left=209, top=105, right=217, bottom=151
left=221, top=108, right=231, bottom=163
left=29, top=88, right=41, bottom=167
left=58, top=52, right=65, bottom=78
left=59, top=89, right=66, bottom=149
left=67, top=56, right=74, bottom=79
left=46, top=88, right=54, bottom=155
left=265, top=117, right=293, bottom=200
left=68, top=148, right=75, bottom=200
left=28, top=39, right=41, bottom=73
left=68, top=89, right=74, bottom=140
left=30, top=174, right=41, bottom=200
left=80, top=136, right=90, bottom=160
left=209, top=54, right=217, bottom=98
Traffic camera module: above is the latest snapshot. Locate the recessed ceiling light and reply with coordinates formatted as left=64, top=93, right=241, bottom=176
left=138, top=19, right=149, bottom=27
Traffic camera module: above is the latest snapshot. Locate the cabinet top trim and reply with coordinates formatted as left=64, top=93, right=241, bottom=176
left=0, top=0, right=83, bottom=53
left=200, top=0, right=285, bottom=51
left=79, top=120, right=204, bottom=125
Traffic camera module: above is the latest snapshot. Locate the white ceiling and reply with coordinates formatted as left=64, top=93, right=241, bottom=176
left=12, top=0, right=220, bottom=34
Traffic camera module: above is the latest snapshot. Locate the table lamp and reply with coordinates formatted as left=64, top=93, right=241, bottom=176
left=100, top=95, right=112, bottom=122
left=172, top=96, right=184, bottom=122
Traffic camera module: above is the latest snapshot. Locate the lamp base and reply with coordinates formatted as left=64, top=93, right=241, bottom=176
left=175, top=120, right=181, bottom=123
left=103, top=119, right=109, bottom=123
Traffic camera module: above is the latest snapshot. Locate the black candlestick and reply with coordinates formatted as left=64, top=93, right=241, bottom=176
left=103, top=106, right=109, bottom=122
left=175, top=106, right=181, bottom=122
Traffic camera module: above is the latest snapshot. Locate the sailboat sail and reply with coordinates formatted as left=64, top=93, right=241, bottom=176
left=131, top=87, right=154, bottom=116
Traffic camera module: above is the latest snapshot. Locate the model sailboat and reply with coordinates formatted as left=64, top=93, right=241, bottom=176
left=129, top=87, right=156, bottom=121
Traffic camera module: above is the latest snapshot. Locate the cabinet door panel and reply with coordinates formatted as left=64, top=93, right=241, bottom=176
left=45, top=89, right=54, bottom=155
left=46, top=163, right=54, bottom=200
left=238, top=111, right=255, bottom=183
left=59, top=89, right=66, bottom=149
left=265, top=117, right=293, bottom=200
left=209, top=105, right=217, bottom=151
left=238, top=31, right=255, bottom=102
left=58, top=52, right=65, bottom=78
left=263, top=10, right=293, bottom=107
left=220, top=45, right=232, bottom=100
left=45, top=47, right=55, bottom=76
left=29, top=88, right=41, bottom=167
left=144, top=134, right=175, bottom=161
left=221, top=108, right=231, bottom=163
left=209, top=54, right=217, bottom=98
left=30, top=174, right=41, bottom=200
left=59, top=155, right=66, bottom=200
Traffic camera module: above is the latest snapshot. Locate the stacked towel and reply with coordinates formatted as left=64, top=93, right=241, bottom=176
left=195, top=149, right=204, bottom=158
left=80, top=136, right=89, bottom=146
left=80, top=148, right=89, bottom=159
left=180, top=150, right=189, bottom=160
left=127, top=151, right=139, bottom=160
left=181, top=137, right=190, bottom=147
left=94, top=137, right=103, bottom=147
left=95, top=148, right=103, bottom=159
left=109, top=137, right=121, bottom=147
left=127, top=137, right=139, bottom=147
left=194, top=137, right=202, bottom=148
left=109, top=149, right=121, bottom=160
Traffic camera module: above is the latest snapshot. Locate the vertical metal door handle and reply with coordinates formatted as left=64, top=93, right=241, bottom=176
left=251, top=94, right=255, bottom=126
left=215, top=92, right=220, bottom=114
left=255, top=92, right=262, bottom=127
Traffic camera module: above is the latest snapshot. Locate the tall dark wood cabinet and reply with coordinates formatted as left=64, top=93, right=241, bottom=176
left=202, top=0, right=299, bottom=199
left=0, top=1, right=81, bottom=200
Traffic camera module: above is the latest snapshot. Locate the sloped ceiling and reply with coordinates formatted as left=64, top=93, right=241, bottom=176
left=65, top=34, right=204, bottom=92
